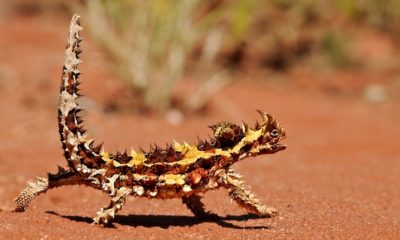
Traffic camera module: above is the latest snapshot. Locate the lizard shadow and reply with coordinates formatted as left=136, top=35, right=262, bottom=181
left=46, top=211, right=272, bottom=230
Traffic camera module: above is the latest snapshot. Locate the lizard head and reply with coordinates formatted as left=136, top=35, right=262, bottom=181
left=210, top=110, right=286, bottom=159
left=251, top=110, right=287, bottom=154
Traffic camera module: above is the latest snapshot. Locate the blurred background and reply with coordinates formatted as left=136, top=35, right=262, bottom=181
left=0, top=1, right=400, bottom=238
left=0, top=0, right=399, bottom=116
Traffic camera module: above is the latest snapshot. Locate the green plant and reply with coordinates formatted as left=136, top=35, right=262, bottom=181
left=334, top=0, right=400, bottom=34
left=321, top=31, right=353, bottom=68
left=70, top=0, right=255, bottom=112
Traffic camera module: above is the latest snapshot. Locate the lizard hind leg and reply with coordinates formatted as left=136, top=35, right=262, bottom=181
left=93, top=187, right=132, bottom=226
left=182, top=194, right=219, bottom=219
left=15, top=177, right=49, bottom=212
left=14, top=166, right=78, bottom=212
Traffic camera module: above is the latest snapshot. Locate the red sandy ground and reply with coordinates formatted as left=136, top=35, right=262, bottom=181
left=0, top=13, right=399, bottom=240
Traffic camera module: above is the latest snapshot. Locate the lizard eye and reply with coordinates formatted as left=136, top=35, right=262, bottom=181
left=270, top=129, right=280, bottom=138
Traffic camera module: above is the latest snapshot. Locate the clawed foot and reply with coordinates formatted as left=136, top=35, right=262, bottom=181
left=14, top=206, right=27, bottom=212
left=92, top=208, right=115, bottom=226
left=254, top=206, right=278, bottom=218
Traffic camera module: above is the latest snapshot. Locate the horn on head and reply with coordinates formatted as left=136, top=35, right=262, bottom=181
left=241, top=121, right=249, bottom=132
left=256, top=110, right=274, bottom=125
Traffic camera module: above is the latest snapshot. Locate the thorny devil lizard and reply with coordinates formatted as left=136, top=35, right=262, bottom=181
left=14, top=14, right=287, bottom=226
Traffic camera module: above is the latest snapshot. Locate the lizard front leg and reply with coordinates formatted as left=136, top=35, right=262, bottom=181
left=217, top=168, right=277, bottom=217
left=182, top=194, right=219, bottom=219
left=93, top=187, right=131, bottom=226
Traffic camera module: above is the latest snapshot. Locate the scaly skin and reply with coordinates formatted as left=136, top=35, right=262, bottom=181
left=14, top=14, right=287, bottom=226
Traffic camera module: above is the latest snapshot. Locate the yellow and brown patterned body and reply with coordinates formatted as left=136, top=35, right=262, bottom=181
left=15, top=14, right=287, bottom=226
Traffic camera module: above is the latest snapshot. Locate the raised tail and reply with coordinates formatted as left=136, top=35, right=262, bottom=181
left=15, top=14, right=110, bottom=212
left=58, top=14, right=103, bottom=173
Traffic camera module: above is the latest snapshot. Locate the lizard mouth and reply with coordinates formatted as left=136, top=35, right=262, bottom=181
left=271, top=143, right=287, bottom=152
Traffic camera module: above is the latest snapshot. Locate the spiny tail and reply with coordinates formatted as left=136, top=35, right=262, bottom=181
left=58, top=14, right=102, bottom=173
left=14, top=14, right=103, bottom=212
